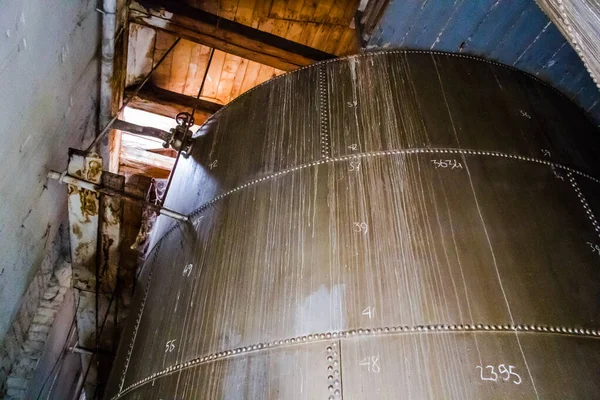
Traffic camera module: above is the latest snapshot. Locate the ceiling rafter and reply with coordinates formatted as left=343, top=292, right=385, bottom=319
left=129, top=0, right=335, bottom=71
left=124, top=84, right=222, bottom=121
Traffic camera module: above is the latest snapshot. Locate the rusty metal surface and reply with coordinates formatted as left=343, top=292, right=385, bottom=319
left=65, top=152, right=130, bottom=398
left=100, top=172, right=125, bottom=294
left=66, top=149, right=107, bottom=397
left=104, top=51, right=600, bottom=399
left=67, top=149, right=103, bottom=292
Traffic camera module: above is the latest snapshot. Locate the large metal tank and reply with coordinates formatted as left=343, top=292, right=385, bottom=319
left=105, top=51, right=600, bottom=399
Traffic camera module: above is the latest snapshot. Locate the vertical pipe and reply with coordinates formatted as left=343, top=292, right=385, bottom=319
left=100, top=0, right=117, bottom=131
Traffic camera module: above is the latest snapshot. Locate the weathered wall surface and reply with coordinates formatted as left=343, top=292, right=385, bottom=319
left=0, top=0, right=100, bottom=341
left=3, top=257, right=74, bottom=399
left=368, top=0, right=599, bottom=125
left=0, top=225, right=68, bottom=397
left=23, top=286, right=80, bottom=399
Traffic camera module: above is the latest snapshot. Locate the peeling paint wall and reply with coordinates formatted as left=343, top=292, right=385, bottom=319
left=0, top=0, right=100, bottom=341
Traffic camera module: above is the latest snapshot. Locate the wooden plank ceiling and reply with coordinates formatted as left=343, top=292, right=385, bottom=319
left=121, top=0, right=360, bottom=177
left=127, top=0, right=359, bottom=106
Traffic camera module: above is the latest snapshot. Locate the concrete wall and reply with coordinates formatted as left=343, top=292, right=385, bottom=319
left=0, top=0, right=100, bottom=341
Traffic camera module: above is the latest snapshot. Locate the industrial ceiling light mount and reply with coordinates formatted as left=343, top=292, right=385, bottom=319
left=160, top=112, right=195, bottom=158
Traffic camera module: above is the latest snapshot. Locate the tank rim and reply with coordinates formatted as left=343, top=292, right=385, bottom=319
left=193, top=49, right=570, bottom=139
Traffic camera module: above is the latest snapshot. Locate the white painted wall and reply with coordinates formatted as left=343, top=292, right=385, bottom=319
left=0, top=0, right=100, bottom=340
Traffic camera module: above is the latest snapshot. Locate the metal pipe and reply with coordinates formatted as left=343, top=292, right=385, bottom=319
left=112, top=119, right=171, bottom=141
left=69, top=345, right=114, bottom=356
left=47, top=171, right=188, bottom=221
left=69, top=346, right=94, bottom=356
left=100, top=0, right=117, bottom=130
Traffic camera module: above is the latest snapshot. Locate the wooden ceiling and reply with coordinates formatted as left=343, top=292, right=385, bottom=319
left=126, top=0, right=359, bottom=106
left=119, top=0, right=362, bottom=178
left=128, top=27, right=286, bottom=105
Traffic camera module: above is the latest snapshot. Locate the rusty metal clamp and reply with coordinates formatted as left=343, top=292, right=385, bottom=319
left=162, top=112, right=194, bottom=158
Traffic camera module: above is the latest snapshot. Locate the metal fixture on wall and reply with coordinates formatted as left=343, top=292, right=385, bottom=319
left=44, top=146, right=187, bottom=397
left=105, top=51, right=600, bottom=399
left=160, top=112, right=195, bottom=158
left=46, top=171, right=188, bottom=221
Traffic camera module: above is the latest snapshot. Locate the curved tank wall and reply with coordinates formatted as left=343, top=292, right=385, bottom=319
left=105, top=51, right=600, bottom=399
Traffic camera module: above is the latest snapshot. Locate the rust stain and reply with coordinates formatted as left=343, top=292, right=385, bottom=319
left=101, top=233, right=115, bottom=276
left=73, top=241, right=96, bottom=276
left=104, top=201, right=122, bottom=225
left=74, top=241, right=91, bottom=259
left=72, top=223, right=83, bottom=239
left=79, top=189, right=99, bottom=222
left=87, top=160, right=102, bottom=182
left=130, top=221, right=148, bottom=251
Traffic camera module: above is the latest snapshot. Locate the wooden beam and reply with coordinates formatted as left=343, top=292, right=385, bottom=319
left=120, top=134, right=175, bottom=179
left=120, top=146, right=175, bottom=179
left=124, top=85, right=222, bottom=121
left=108, top=7, right=131, bottom=174
left=129, top=0, right=335, bottom=71
left=112, top=119, right=171, bottom=141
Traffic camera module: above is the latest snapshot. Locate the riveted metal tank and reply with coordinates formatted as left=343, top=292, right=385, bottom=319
left=105, top=51, right=600, bottom=399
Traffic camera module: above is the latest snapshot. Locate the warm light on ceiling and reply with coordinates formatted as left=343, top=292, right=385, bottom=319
left=123, top=107, right=201, bottom=132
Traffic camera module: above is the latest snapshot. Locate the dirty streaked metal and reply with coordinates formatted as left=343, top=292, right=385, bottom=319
left=65, top=148, right=107, bottom=397
left=99, top=172, right=124, bottom=294
left=67, top=148, right=102, bottom=293
left=104, top=51, right=600, bottom=399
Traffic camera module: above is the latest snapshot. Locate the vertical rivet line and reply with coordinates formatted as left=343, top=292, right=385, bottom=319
left=326, top=341, right=341, bottom=399
left=318, top=65, right=331, bottom=159
left=567, top=172, right=600, bottom=235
